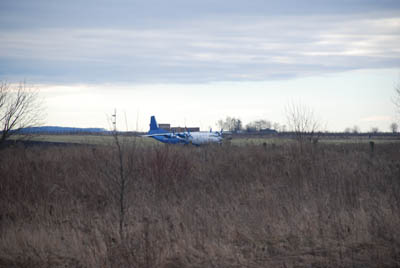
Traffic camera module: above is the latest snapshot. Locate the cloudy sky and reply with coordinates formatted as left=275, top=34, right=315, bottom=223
left=1, top=0, right=399, bottom=131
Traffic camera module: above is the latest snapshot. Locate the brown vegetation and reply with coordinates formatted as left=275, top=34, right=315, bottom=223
left=0, top=81, right=44, bottom=148
left=0, top=140, right=400, bottom=267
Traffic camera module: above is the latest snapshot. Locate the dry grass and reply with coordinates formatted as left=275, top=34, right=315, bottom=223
left=0, top=140, right=400, bottom=267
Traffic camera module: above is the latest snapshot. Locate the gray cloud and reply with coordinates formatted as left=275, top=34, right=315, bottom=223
left=0, top=1, right=399, bottom=83
left=1, top=0, right=399, bottom=29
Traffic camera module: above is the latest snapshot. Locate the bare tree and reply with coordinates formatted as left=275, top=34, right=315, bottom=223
left=390, top=122, right=398, bottom=133
left=394, top=82, right=400, bottom=117
left=109, top=111, right=138, bottom=239
left=273, top=122, right=280, bottom=131
left=90, top=111, right=138, bottom=240
left=217, top=116, right=242, bottom=132
left=0, top=81, right=43, bottom=147
left=245, top=119, right=272, bottom=132
left=255, top=120, right=271, bottom=130
left=371, top=127, right=379, bottom=134
left=285, top=102, right=321, bottom=142
left=352, top=125, right=360, bottom=134
left=245, top=122, right=256, bottom=132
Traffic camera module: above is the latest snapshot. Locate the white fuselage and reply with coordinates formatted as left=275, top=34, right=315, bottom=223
left=186, top=131, right=223, bottom=145
left=145, top=116, right=224, bottom=146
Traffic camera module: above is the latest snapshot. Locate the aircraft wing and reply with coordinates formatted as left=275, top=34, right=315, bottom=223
left=142, top=133, right=174, bottom=137
left=142, top=132, right=189, bottom=140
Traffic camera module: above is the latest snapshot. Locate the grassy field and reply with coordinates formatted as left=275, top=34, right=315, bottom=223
left=10, top=133, right=400, bottom=147
left=10, top=134, right=160, bottom=146
left=1, top=135, right=400, bottom=267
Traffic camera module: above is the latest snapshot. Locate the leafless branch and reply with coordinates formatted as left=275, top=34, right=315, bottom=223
left=0, top=81, right=44, bottom=147
left=394, top=83, right=400, bottom=118
left=285, top=102, right=321, bottom=143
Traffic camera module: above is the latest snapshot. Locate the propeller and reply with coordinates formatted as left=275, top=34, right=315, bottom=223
left=176, top=127, right=192, bottom=143
left=184, top=127, right=192, bottom=139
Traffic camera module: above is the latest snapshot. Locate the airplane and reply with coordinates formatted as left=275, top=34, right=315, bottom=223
left=143, top=116, right=225, bottom=145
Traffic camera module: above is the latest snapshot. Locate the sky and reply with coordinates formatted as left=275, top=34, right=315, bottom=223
left=1, top=0, right=399, bottom=132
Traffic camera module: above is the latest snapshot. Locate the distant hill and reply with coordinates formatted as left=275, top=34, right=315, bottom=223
left=16, top=126, right=108, bottom=134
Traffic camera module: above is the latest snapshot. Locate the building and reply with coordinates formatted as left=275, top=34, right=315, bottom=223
left=158, top=124, right=170, bottom=131
left=158, top=123, right=200, bottom=133
left=171, top=127, right=200, bottom=133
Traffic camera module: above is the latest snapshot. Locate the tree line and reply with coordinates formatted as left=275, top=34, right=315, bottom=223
left=216, top=117, right=285, bottom=133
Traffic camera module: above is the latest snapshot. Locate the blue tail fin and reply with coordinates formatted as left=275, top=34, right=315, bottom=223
left=150, top=116, right=158, bottom=131
left=149, top=116, right=167, bottom=134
